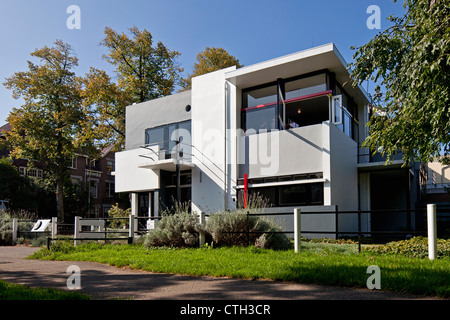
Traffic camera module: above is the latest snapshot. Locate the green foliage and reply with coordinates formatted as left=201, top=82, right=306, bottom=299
left=0, top=209, right=37, bottom=245
left=350, top=0, right=450, bottom=165
left=364, top=236, right=450, bottom=258
left=3, top=40, right=94, bottom=222
left=205, top=211, right=290, bottom=250
left=180, top=47, right=242, bottom=90
left=107, top=203, right=131, bottom=229
left=144, top=203, right=203, bottom=248
left=0, top=279, right=90, bottom=300
left=83, top=26, right=184, bottom=150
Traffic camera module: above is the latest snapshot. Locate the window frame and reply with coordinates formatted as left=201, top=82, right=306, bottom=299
left=332, top=95, right=343, bottom=125
left=241, top=70, right=331, bottom=134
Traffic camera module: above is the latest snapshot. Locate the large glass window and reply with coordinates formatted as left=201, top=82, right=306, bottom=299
left=145, top=126, right=166, bottom=154
left=243, top=105, right=277, bottom=134
left=284, top=74, right=327, bottom=100
left=279, top=184, right=308, bottom=206
left=145, top=120, right=192, bottom=160
left=242, top=73, right=331, bottom=134
left=283, top=73, right=329, bottom=129
left=243, top=85, right=277, bottom=109
left=244, top=182, right=324, bottom=207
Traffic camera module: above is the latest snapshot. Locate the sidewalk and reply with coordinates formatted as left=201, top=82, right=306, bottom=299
left=0, top=246, right=439, bottom=300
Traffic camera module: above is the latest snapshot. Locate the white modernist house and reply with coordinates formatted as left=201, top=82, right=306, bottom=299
left=114, top=43, right=419, bottom=238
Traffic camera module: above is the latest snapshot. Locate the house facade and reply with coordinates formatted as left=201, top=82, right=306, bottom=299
left=114, top=43, right=421, bottom=237
left=68, top=146, right=121, bottom=218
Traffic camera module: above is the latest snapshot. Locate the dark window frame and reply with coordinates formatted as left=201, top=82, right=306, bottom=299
left=145, top=120, right=191, bottom=160
left=241, top=70, right=331, bottom=133
left=240, top=182, right=324, bottom=207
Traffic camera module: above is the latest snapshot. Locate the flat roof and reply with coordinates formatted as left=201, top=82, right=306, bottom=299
left=225, top=43, right=370, bottom=106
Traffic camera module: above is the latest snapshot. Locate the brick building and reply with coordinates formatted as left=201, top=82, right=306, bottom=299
left=1, top=122, right=125, bottom=218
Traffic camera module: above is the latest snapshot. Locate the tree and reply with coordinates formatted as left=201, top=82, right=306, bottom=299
left=83, top=26, right=184, bottom=150
left=3, top=40, right=90, bottom=222
left=180, top=47, right=243, bottom=90
left=350, top=0, right=449, bottom=165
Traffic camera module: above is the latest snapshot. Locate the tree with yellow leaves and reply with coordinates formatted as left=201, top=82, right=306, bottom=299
left=180, top=47, right=242, bottom=90
left=3, top=40, right=94, bottom=222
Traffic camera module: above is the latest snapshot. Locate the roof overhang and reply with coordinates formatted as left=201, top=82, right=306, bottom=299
left=225, top=43, right=370, bottom=106
left=138, top=158, right=194, bottom=172
left=357, top=160, right=406, bottom=172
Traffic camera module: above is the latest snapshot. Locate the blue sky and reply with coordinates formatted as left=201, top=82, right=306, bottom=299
left=0, top=0, right=406, bottom=125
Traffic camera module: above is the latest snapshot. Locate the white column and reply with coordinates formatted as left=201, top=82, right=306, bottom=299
left=131, top=193, right=138, bottom=217
left=51, top=217, right=58, bottom=239
left=294, top=208, right=301, bottom=252
left=74, top=216, right=81, bottom=246
left=427, top=204, right=437, bottom=260
left=11, top=218, right=18, bottom=245
left=129, top=214, right=135, bottom=244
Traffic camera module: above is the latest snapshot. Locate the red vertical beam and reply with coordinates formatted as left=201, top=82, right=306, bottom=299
left=244, top=174, right=248, bottom=209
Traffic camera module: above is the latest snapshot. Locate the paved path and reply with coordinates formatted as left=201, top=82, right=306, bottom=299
left=0, top=246, right=440, bottom=300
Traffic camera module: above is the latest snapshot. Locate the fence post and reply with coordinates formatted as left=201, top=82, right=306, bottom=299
left=128, top=215, right=135, bottom=244
left=51, top=217, right=57, bottom=240
left=335, top=205, right=339, bottom=240
left=11, top=218, right=18, bottom=245
left=198, top=211, right=206, bottom=247
left=427, top=204, right=437, bottom=260
left=357, top=210, right=362, bottom=254
left=294, top=208, right=301, bottom=253
left=74, top=216, right=81, bottom=246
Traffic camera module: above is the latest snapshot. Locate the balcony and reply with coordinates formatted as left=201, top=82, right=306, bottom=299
left=238, top=122, right=328, bottom=179
left=357, top=147, right=405, bottom=171
left=138, top=143, right=193, bottom=172
left=114, top=144, right=194, bottom=193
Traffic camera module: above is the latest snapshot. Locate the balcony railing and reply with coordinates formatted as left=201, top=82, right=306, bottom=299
left=357, top=147, right=405, bottom=164
left=139, top=140, right=192, bottom=163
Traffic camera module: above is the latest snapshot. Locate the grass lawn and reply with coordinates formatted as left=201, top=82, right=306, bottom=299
left=29, top=241, right=450, bottom=298
left=0, top=279, right=90, bottom=300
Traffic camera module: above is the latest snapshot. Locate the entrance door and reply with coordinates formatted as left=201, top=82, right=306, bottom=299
left=137, top=192, right=151, bottom=231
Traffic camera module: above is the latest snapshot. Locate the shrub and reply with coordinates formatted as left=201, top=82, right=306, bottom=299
left=0, top=209, right=36, bottom=245
left=363, top=236, right=450, bottom=258
left=144, top=202, right=203, bottom=248
left=107, top=204, right=131, bottom=229
left=205, top=211, right=290, bottom=250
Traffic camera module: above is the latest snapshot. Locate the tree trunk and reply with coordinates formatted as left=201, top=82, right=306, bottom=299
left=55, top=179, right=65, bottom=223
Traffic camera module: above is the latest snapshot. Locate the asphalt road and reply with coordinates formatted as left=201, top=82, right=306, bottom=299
left=0, top=246, right=440, bottom=301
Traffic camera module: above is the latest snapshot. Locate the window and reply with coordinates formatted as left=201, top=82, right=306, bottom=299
left=145, top=121, right=192, bottom=160
left=284, top=74, right=328, bottom=100
left=244, top=182, right=324, bottom=207
left=106, top=181, right=115, bottom=197
left=243, top=85, right=277, bottom=109
left=106, top=159, right=115, bottom=175
left=89, top=180, right=98, bottom=199
left=243, top=105, right=278, bottom=134
left=279, top=185, right=308, bottom=205
left=145, top=126, right=166, bottom=154
left=242, top=72, right=331, bottom=134
left=19, top=166, right=43, bottom=179
left=71, top=177, right=82, bottom=191
left=69, top=156, right=77, bottom=169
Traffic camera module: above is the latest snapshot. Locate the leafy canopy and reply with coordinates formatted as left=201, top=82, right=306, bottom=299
left=3, top=40, right=91, bottom=221
left=350, top=0, right=450, bottom=165
left=181, top=47, right=242, bottom=90
left=82, top=26, right=183, bottom=150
